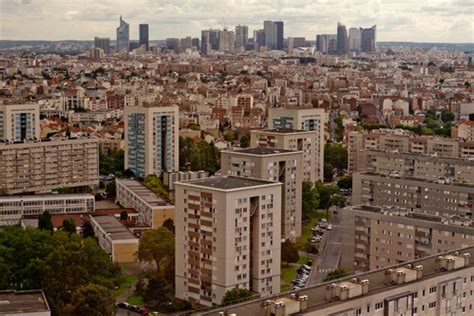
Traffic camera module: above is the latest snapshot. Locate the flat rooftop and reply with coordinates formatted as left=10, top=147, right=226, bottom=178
left=0, top=290, right=49, bottom=314
left=0, top=194, right=94, bottom=202
left=116, top=178, right=170, bottom=207
left=177, top=176, right=279, bottom=191
left=225, top=147, right=298, bottom=156
left=360, top=172, right=474, bottom=188
left=199, top=245, right=474, bottom=315
left=257, top=128, right=308, bottom=134
left=90, top=215, right=137, bottom=241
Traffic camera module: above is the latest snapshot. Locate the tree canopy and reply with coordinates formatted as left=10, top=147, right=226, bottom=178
left=179, top=137, right=220, bottom=174
left=99, top=148, right=124, bottom=176
left=323, top=268, right=350, bottom=281
left=0, top=227, right=121, bottom=315
left=222, top=288, right=253, bottom=304
left=324, top=143, right=348, bottom=176
left=69, top=283, right=115, bottom=316
left=38, top=210, right=53, bottom=231
left=337, top=176, right=352, bottom=190
left=281, top=240, right=299, bottom=266
left=137, top=227, right=175, bottom=274
left=302, top=182, right=320, bottom=221
left=61, top=218, right=77, bottom=234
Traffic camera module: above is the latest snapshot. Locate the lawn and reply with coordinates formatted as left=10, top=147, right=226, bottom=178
left=280, top=265, right=298, bottom=292
left=298, top=256, right=310, bottom=265
left=113, top=274, right=138, bottom=298
left=127, top=292, right=145, bottom=305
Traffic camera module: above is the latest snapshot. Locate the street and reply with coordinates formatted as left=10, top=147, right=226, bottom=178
left=307, top=210, right=343, bottom=286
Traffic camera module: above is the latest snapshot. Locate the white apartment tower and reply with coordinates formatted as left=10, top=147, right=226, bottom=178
left=175, top=176, right=282, bottom=306
left=0, top=104, right=40, bottom=142
left=124, top=105, right=179, bottom=178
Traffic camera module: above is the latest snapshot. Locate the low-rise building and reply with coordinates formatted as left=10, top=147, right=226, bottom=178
left=115, top=178, right=174, bottom=228
left=0, top=194, right=95, bottom=226
left=0, top=290, right=50, bottom=316
left=89, top=215, right=139, bottom=263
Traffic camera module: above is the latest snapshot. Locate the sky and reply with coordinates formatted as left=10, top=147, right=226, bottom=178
left=0, top=0, right=473, bottom=43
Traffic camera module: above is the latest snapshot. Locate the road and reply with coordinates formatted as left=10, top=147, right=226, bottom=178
left=307, top=210, right=343, bottom=286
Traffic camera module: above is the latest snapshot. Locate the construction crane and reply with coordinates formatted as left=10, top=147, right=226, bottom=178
left=218, top=18, right=228, bottom=31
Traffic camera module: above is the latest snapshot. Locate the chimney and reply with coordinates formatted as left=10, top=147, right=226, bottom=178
left=361, top=279, right=369, bottom=294
left=299, top=295, right=308, bottom=311
left=415, top=265, right=423, bottom=279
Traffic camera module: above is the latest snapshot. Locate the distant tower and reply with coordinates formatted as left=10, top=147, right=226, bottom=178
left=94, top=37, right=110, bottom=55
left=235, top=25, right=249, bottom=50
left=116, top=16, right=130, bottom=52
left=336, top=22, right=348, bottom=54
left=263, top=20, right=274, bottom=49
left=348, top=28, right=361, bottom=51
left=360, top=25, right=377, bottom=52
left=139, top=24, right=149, bottom=51
left=273, top=21, right=284, bottom=50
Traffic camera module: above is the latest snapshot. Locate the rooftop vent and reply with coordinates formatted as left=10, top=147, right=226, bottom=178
left=436, top=253, right=470, bottom=271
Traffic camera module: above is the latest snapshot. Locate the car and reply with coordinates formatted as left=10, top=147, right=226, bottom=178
left=117, top=302, right=130, bottom=309
left=327, top=224, right=333, bottom=231
left=137, top=307, right=149, bottom=315
left=320, top=218, right=327, bottom=223
left=307, top=259, right=313, bottom=266
left=129, top=305, right=140, bottom=312
left=302, top=264, right=312, bottom=270
left=297, top=267, right=310, bottom=273
left=311, top=236, right=322, bottom=243
left=311, top=226, right=320, bottom=232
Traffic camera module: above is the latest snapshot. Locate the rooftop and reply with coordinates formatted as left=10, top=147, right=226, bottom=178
left=116, top=178, right=170, bottom=207
left=200, top=246, right=474, bottom=315
left=0, top=290, right=50, bottom=314
left=90, top=215, right=137, bottom=241
left=224, top=147, right=298, bottom=156
left=256, top=128, right=308, bottom=134
left=177, top=176, right=279, bottom=191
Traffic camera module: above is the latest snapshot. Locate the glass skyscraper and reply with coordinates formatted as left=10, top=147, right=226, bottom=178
left=116, top=16, right=130, bottom=52
left=139, top=24, right=149, bottom=51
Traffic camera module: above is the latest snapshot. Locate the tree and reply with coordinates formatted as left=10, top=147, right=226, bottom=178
left=81, top=221, right=95, bottom=239
left=105, top=182, right=116, bottom=198
left=137, top=227, right=175, bottom=274
left=162, top=218, right=175, bottom=234
left=143, top=275, right=173, bottom=307
left=441, top=110, right=455, bottom=123
left=330, top=194, right=346, bottom=208
left=62, top=218, right=77, bottom=234
left=323, top=268, right=350, bottom=281
left=239, top=133, right=250, bottom=148
left=302, top=182, right=320, bottom=221
left=144, top=175, right=172, bottom=203
left=99, top=148, right=124, bottom=176
left=38, top=210, right=53, bottom=231
left=337, top=176, right=352, bottom=190
left=224, top=131, right=237, bottom=142
left=324, top=162, right=335, bottom=182
left=324, top=143, right=348, bottom=176
left=315, top=183, right=339, bottom=210
left=222, top=288, right=252, bottom=304
left=281, top=240, right=299, bottom=266
left=70, top=283, right=115, bottom=316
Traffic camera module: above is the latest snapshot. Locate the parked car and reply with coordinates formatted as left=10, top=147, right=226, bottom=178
left=137, top=307, right=149, bottom=315
left=311, top=236, right=322, bottom=243
left=320, top=218, right=327, bottom=223
left=327, top=224, right=333, bottom=231
left=117, top=302, right=130, bottom=309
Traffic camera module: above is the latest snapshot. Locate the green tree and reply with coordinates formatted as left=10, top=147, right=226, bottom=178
left=143, top=275, right=173, bottom=307
left=330, top=194, right=346, bottom=208
left=239, top=133, right=250, bottom=148
left=324, top=162, right=335, bottom=182
left=120, top=211, right=128, bottom=221
left=62, top=218, right=77, bottom=234
left=324, top=143, right=348, bottom=176
left=81, top=221, right=95, bottom=239
left=315, top=183, right=339, bottom=210
left=70, top=283, right=115, bottom=316
left=222, top=288, right=252, bottom=304
left=144, top=175, right=173, bottom=203
left=38, top=210, right=53, bottom=231
left=441, top=110, right=455, bottom=123
left=224, top=131, right=237, bottom=142
left=105, top=182, right=116, bottom=198
left=323, top=268, right=350, bottom=281
left=337, top=176, right=352, bottom=190
left=281, top=240, right=299, bottom=266
left=99, top=148, right=124, bottom=176
left=302, top=182, right=320, bottom=221
left=137, top=227, right=175, bottom=274
left=162, top=218, right=175, bottom=234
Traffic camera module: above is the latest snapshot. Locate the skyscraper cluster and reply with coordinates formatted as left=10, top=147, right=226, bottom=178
left=94, top=16, right=149, bottom=54
left=316, top=23, right=376, bottom=54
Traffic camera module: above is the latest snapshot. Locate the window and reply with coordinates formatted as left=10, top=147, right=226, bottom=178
left=356, top=308, right=362, bottom=316
left=429, top=286, right=437, bottom=294
left=429, top=301, right=437, bottom=309
left=375, top=302, right=384, bottom=310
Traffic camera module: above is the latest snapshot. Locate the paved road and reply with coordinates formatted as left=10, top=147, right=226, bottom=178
left=307, top=210, right=343, bottom=286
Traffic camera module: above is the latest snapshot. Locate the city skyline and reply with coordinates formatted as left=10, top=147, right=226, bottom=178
left=1, top=0, right=472, bottom=43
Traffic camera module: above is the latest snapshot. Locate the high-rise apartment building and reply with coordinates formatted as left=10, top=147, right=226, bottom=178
left=0, top=139, right=99, bottom=194
left=0, top=104, right=40, bottom=142
left=348, top=27, right=361, bottom=51
left=360, top=25, right=377, bottom=52
left=352, top=172, right=474, bottom=217
left=235, top=25, right=249, bottom=50
left=124, top=105, right=179, bottom=178
left=116, top=16, right=130, bottom=52
left=342, top=205, right=474, bottom=272
left=250, top=128, right=324, bottom=182
left=201, top=29, right=219, bottom=55
left=273, top=21, right=284, bottom=50
left=175, top=176, right=282, bottom=306
left=336, top=22, right=348, bottom=54
left=263, top=20, right=274, bottom=49
left=139, top=24, right=149, bottom=51
left=221, top=147, right=303, bottom=240
left=253, top=29, right=265, bottom=51
left=94, top=37, right=111, bottom=55
left=316, top=34, right=329, bottom=53
left=206, top=246, right=474, bottom=316
left=218, top=29, right=235, bottom=54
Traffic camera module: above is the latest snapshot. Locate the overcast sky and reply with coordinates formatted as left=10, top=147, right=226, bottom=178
left=1, top=0, right=473, bottom=42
